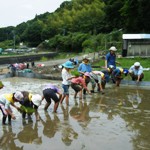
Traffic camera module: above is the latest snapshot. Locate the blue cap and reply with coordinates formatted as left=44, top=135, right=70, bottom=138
left=123, top=69, right=129, bottom=75
left=62, top=61, right=74, bottom=69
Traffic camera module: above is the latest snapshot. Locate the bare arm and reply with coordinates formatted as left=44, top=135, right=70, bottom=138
left=5, top=109, right=16, bottom=119
left=11, top=103, right=20, bottom=111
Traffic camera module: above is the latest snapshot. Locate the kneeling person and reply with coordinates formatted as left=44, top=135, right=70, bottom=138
left=129, top=62, right=144, bottom=83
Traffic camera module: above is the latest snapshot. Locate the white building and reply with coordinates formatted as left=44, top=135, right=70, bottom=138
left=122, top=34, right=150, bottom=57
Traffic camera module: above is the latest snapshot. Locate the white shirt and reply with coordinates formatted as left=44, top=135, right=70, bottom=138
left=61, top=68, right=72, bottom=85
left=129, top=65, right=143, bottom=75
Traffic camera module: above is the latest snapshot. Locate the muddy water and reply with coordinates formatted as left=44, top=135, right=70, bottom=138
left=0, top=77, right=150, bottom=150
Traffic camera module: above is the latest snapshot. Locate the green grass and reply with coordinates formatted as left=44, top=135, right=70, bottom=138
left=93, top=57, right=150, bottom=81
left=54, top=52, right=82, bottom=60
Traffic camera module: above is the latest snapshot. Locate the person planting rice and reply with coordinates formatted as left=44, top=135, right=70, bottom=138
left=89, top=71, right=105, bottom=94
left=101, top=65, right=115, bottom=83
left=78, top=55, right=94, bottom=94
left=0, top=91, right=23, bottom=125
left=129, top=62, right=144, bottom=83
left=42, top=83, right=62, bottom=113
left=70, top=72, right=91, bottom=99
left=111, top=68, right=129, bottom=86
left=19, top=91, right=42, bottom=121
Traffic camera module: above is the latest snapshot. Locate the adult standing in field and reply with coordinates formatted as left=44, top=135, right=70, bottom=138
left=105, top=46, right=120, bottom=69
left=129, top=62, right=144, bottom=83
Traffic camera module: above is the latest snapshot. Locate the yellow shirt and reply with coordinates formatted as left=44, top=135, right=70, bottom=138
left=28, top=93, right=32, bottom=101
left=4, top=93, right=14, bottom=104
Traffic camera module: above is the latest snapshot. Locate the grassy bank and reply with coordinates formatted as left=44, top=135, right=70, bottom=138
left=94, top=57, right=150, bottom=81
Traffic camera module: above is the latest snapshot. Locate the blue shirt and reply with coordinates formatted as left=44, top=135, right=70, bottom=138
left=112, top=68, right=123, bottom=77
left=78, top=63, right=92, bottom=73
left=105, top=52, right=116, bottom=68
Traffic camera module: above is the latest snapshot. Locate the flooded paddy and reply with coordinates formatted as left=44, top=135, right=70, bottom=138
left=0, top=77, right=150, bottom=150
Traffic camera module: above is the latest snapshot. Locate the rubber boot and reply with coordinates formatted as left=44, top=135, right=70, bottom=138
left=28, top=114, right=33, bottom=122
left=83, top=89, right=86, bottom=95
left=8, top=115, right=12, bottom=125
left=22, top=112, right=26, bottom=119
left=2, top=116, right=7, bottom=125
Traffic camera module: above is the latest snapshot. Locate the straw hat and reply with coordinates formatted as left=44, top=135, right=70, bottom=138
left=82, top=55, right=91, bottom=60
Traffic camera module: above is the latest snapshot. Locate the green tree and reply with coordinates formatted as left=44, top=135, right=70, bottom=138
left=25, top=20, right=44, bottom=46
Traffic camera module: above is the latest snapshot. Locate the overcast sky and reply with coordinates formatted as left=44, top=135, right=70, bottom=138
left=0, top=0, right=69, bottom=28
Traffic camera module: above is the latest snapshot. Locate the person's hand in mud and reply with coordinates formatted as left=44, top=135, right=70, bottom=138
left=11, top=114, right=16, bottom=120
left=100, top=90, right=105, bottom=94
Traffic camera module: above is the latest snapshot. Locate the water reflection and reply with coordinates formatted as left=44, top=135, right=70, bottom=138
left=17, top=122, right=42, bottom=145
left=127, top=90, right=142, bottom=109
left=60, top=105, right=78, bottom=146
left=0, top=126, right=23, bottom=150
left=41, top=112, right=60, bottom=138
left=70, top=100, right=91, bottom=128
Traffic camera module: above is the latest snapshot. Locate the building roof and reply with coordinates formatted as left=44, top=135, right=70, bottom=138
left=122, top=34, right=150, bottom=39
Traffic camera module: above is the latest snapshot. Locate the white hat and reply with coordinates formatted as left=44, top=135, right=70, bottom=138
left=109, top=46, right=117, bottom=51
left=82, top=55, right=91, bottom=60
left=134, top=62, right=140, bottom=67
left=31, top=94, right=42, bottom=106
left=14, top=91, right=24, bottom=101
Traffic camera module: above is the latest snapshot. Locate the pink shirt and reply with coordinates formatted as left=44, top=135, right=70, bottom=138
left=71, top=77, right=87, bottom=89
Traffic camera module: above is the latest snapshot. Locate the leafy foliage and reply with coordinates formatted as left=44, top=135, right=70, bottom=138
left=0, top=0, right=149, bottom=52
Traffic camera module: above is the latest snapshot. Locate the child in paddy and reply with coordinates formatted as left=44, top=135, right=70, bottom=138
left=0, top=91, right=23, bottom=125
left=101, top=65, right=115, bottom=83
left=60, top=61, right=74, bottom=105
left=112, top=68, right=129, bottom=86
left=90, top=71, right=105, bottom=94
left=19, top=91, right=42, bottom=121
left=71, top=72, right=91, bottom=99
left=42, top=83, right=62, bottom=113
